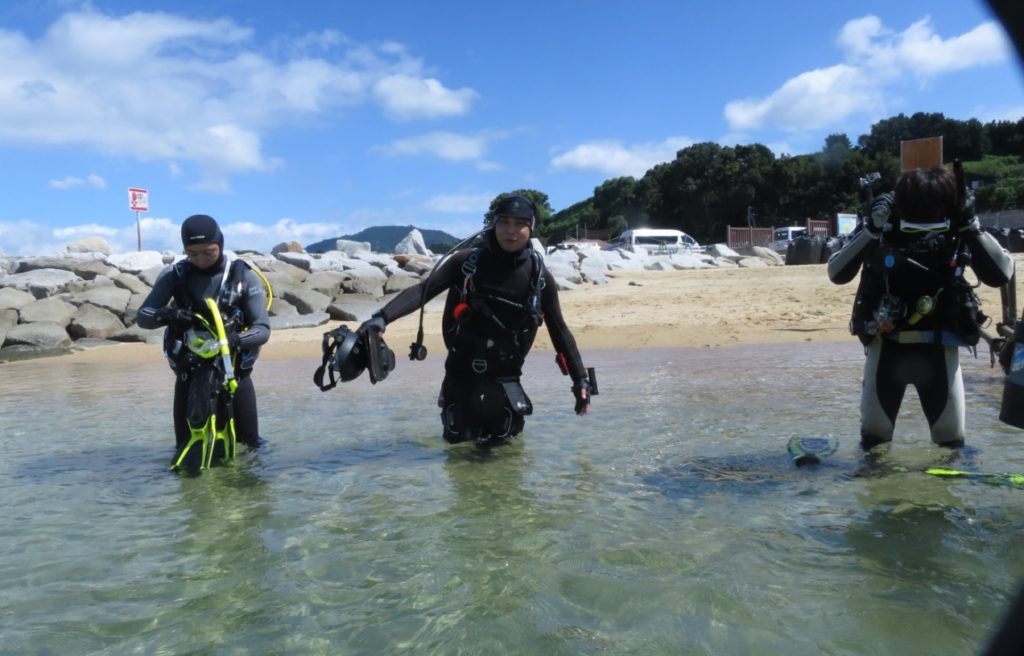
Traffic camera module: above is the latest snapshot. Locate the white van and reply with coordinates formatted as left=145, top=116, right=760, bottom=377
left=770, top=226, right=807, bottom=253
left=607, top=228, right=700, bottom=255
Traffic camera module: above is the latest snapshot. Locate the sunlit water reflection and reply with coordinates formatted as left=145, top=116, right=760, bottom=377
left=2, top=342, right=1023, bottom=654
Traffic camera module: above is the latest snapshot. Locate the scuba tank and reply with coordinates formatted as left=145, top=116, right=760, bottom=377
left=1000, top=319, right=1024, bottom=429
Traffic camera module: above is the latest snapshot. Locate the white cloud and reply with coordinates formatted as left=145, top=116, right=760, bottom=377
left=423, top=192, right=493, bottom=214
left=0, top=9, right=478, bottom=187
left=551, top=136, right=696, bottom=177
left=48, top=173, right=108, bottom=190
left=724, top=15, right=1013, bottom=132
left=375, top=131, right=489, bottom=161
left=373, top=75, right=478, bottom=121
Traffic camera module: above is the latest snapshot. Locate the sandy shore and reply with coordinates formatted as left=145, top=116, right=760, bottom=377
left=44, top=258, right=1018, bottom=366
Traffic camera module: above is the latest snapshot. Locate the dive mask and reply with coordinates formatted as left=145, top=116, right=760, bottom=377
left=185, top=328, right=222, bottom=359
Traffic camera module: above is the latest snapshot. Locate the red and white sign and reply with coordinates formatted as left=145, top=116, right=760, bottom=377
left=129, top=187, right=149, bottom=212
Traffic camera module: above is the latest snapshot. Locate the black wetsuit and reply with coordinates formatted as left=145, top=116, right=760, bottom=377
left=378, top=236, right=587, bottom=444
left=138, top=255, right=271, bottom=448
left=828, top=224, right=1012, bottom=446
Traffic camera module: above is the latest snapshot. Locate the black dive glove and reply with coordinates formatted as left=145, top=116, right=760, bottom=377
left=867, top=192, right=894, bottom=235
left=572, top=377, right=591, bottom=416
left=227, top=332, right=243, bottom=352
left=155, top=306, right=192, bottom=331
left=359, top=313, right=386, bottom=335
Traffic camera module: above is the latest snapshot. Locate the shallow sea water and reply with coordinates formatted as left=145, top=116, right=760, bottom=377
left=2, top=341, right=1024, bottom=655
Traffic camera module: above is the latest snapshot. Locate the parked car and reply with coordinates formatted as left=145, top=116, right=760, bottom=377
left=770, top=226, right=808, bottom=253
left=605, top=228, right=700, bottom=255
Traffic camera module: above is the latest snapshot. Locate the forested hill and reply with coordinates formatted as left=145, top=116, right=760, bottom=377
left=539, top=111, right=1024, bottom=245
left=306, top=225, right=461, bottom=253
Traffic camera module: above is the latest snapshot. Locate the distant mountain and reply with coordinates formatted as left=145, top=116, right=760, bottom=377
left=305, top=225, right=463, bottom=254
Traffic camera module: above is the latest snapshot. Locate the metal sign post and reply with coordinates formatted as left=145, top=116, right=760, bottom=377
left=128, top=187, right=149, bottom=251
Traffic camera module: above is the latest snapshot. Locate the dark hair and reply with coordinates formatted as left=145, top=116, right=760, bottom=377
left=894, top=166, right=958, bottom=222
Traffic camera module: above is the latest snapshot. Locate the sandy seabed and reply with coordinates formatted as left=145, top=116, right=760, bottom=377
left=49, top=258, right=1019, bottom=366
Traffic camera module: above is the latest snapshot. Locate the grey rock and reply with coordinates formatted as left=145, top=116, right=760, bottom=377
left=384, top=271, right=420, bottom=293
left=268, top=312, right=331, bottom=330
left=244, top=255, right=309, bottom=282
left=707, top=243, right=742, bottom=260
left=105, top=251, right=166, bottom=273
left=282, top=287, right=332, bottom=314
left=269, top=297, right=298, bottom=317
left=64, top=286, right=132, bottom=316
left=394, top=229, right=433, bottom=256
left=274, top=252, right=315, bottom=272
left=17, top=255, right=118, bottom=280
left=66, top=236, right=113, bottom=255
left=751, top=246, right=784, bottom=265
left=394, top=254, right=436, bottom=276
left=0, top=308, right=17, bottom=329
left=303, top=270, right=350, bottom=297
left=737, top=257, right=769, bottom=268
left=18, top=297, right=78, bottom=325
left=329, top=239, right=372, bottom=256
left=109, top=323, right=165, bottom=343
left=350, top=251, right=398, bottom=268
left=138, top=264, right=171, bottom=287
left=3, top=321, right=72, bottom=349
left=0, top=287, right=36, bottom=310
left=112, top=272, right=151, bottom=295
left=579, top=262, right=609, bottom=285
left=123, top=293, right=146, bottom=325
left=667, top=253, right=712, bottom=270
left=1, top=268, right=83, bottom=298
left=326, top=295, right=384, bottom=322
left=341, top=276, right=384, bottom=297
left=553, top=277, right=579, bottom=291
left=271, top=241, right=306, bottom=255
left=67, top=303, right=126, bottom=339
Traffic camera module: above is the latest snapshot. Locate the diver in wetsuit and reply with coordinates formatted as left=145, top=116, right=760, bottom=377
left=359, top=194, right=592, bottom=446
left=138, top=214, right=272, bottom=450
left=827, top=166, right=1013, bottom=449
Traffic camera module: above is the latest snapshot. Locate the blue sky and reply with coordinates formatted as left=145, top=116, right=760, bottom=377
left=0, top=0, right=1021, bottom=255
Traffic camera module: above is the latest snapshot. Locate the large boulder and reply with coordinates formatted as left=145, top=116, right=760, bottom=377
left=303, top=271, right=350, bottom=298
left=1, top=268, right=83, bottom=298
left=64, top=286, right=132, bottom=316
left=384, top=270, right=420, bottom=293
left=281, top=287, right=332, bottom=314
left=394, top=229, right=433, bottom=256
left=138, top=264, right=171, bottom=287
left=271, top=241, right=305, bottom=255
left=269, top=297, right=299, bottom=317
left=105, top=251, right=167, bottom=273
left=0, top=287, right=36, bottom=311
left=66, top=236, right=113, bottom=255
left=327, top=294, right=385, bottom=322
left=17, top=255, right=118, bottom=280
left=109, top=323, right=164, bottom=344
left=393, top=254, right=436, bottom=276
left=17, top=297, right=78, bottom=325
left=66, top=304, right=126, bottom=339
left=2, top=321, right=72, bottom=350
left=329, top=239, right=372, bottom=257
left=112, top=272, right=151, bottom=295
